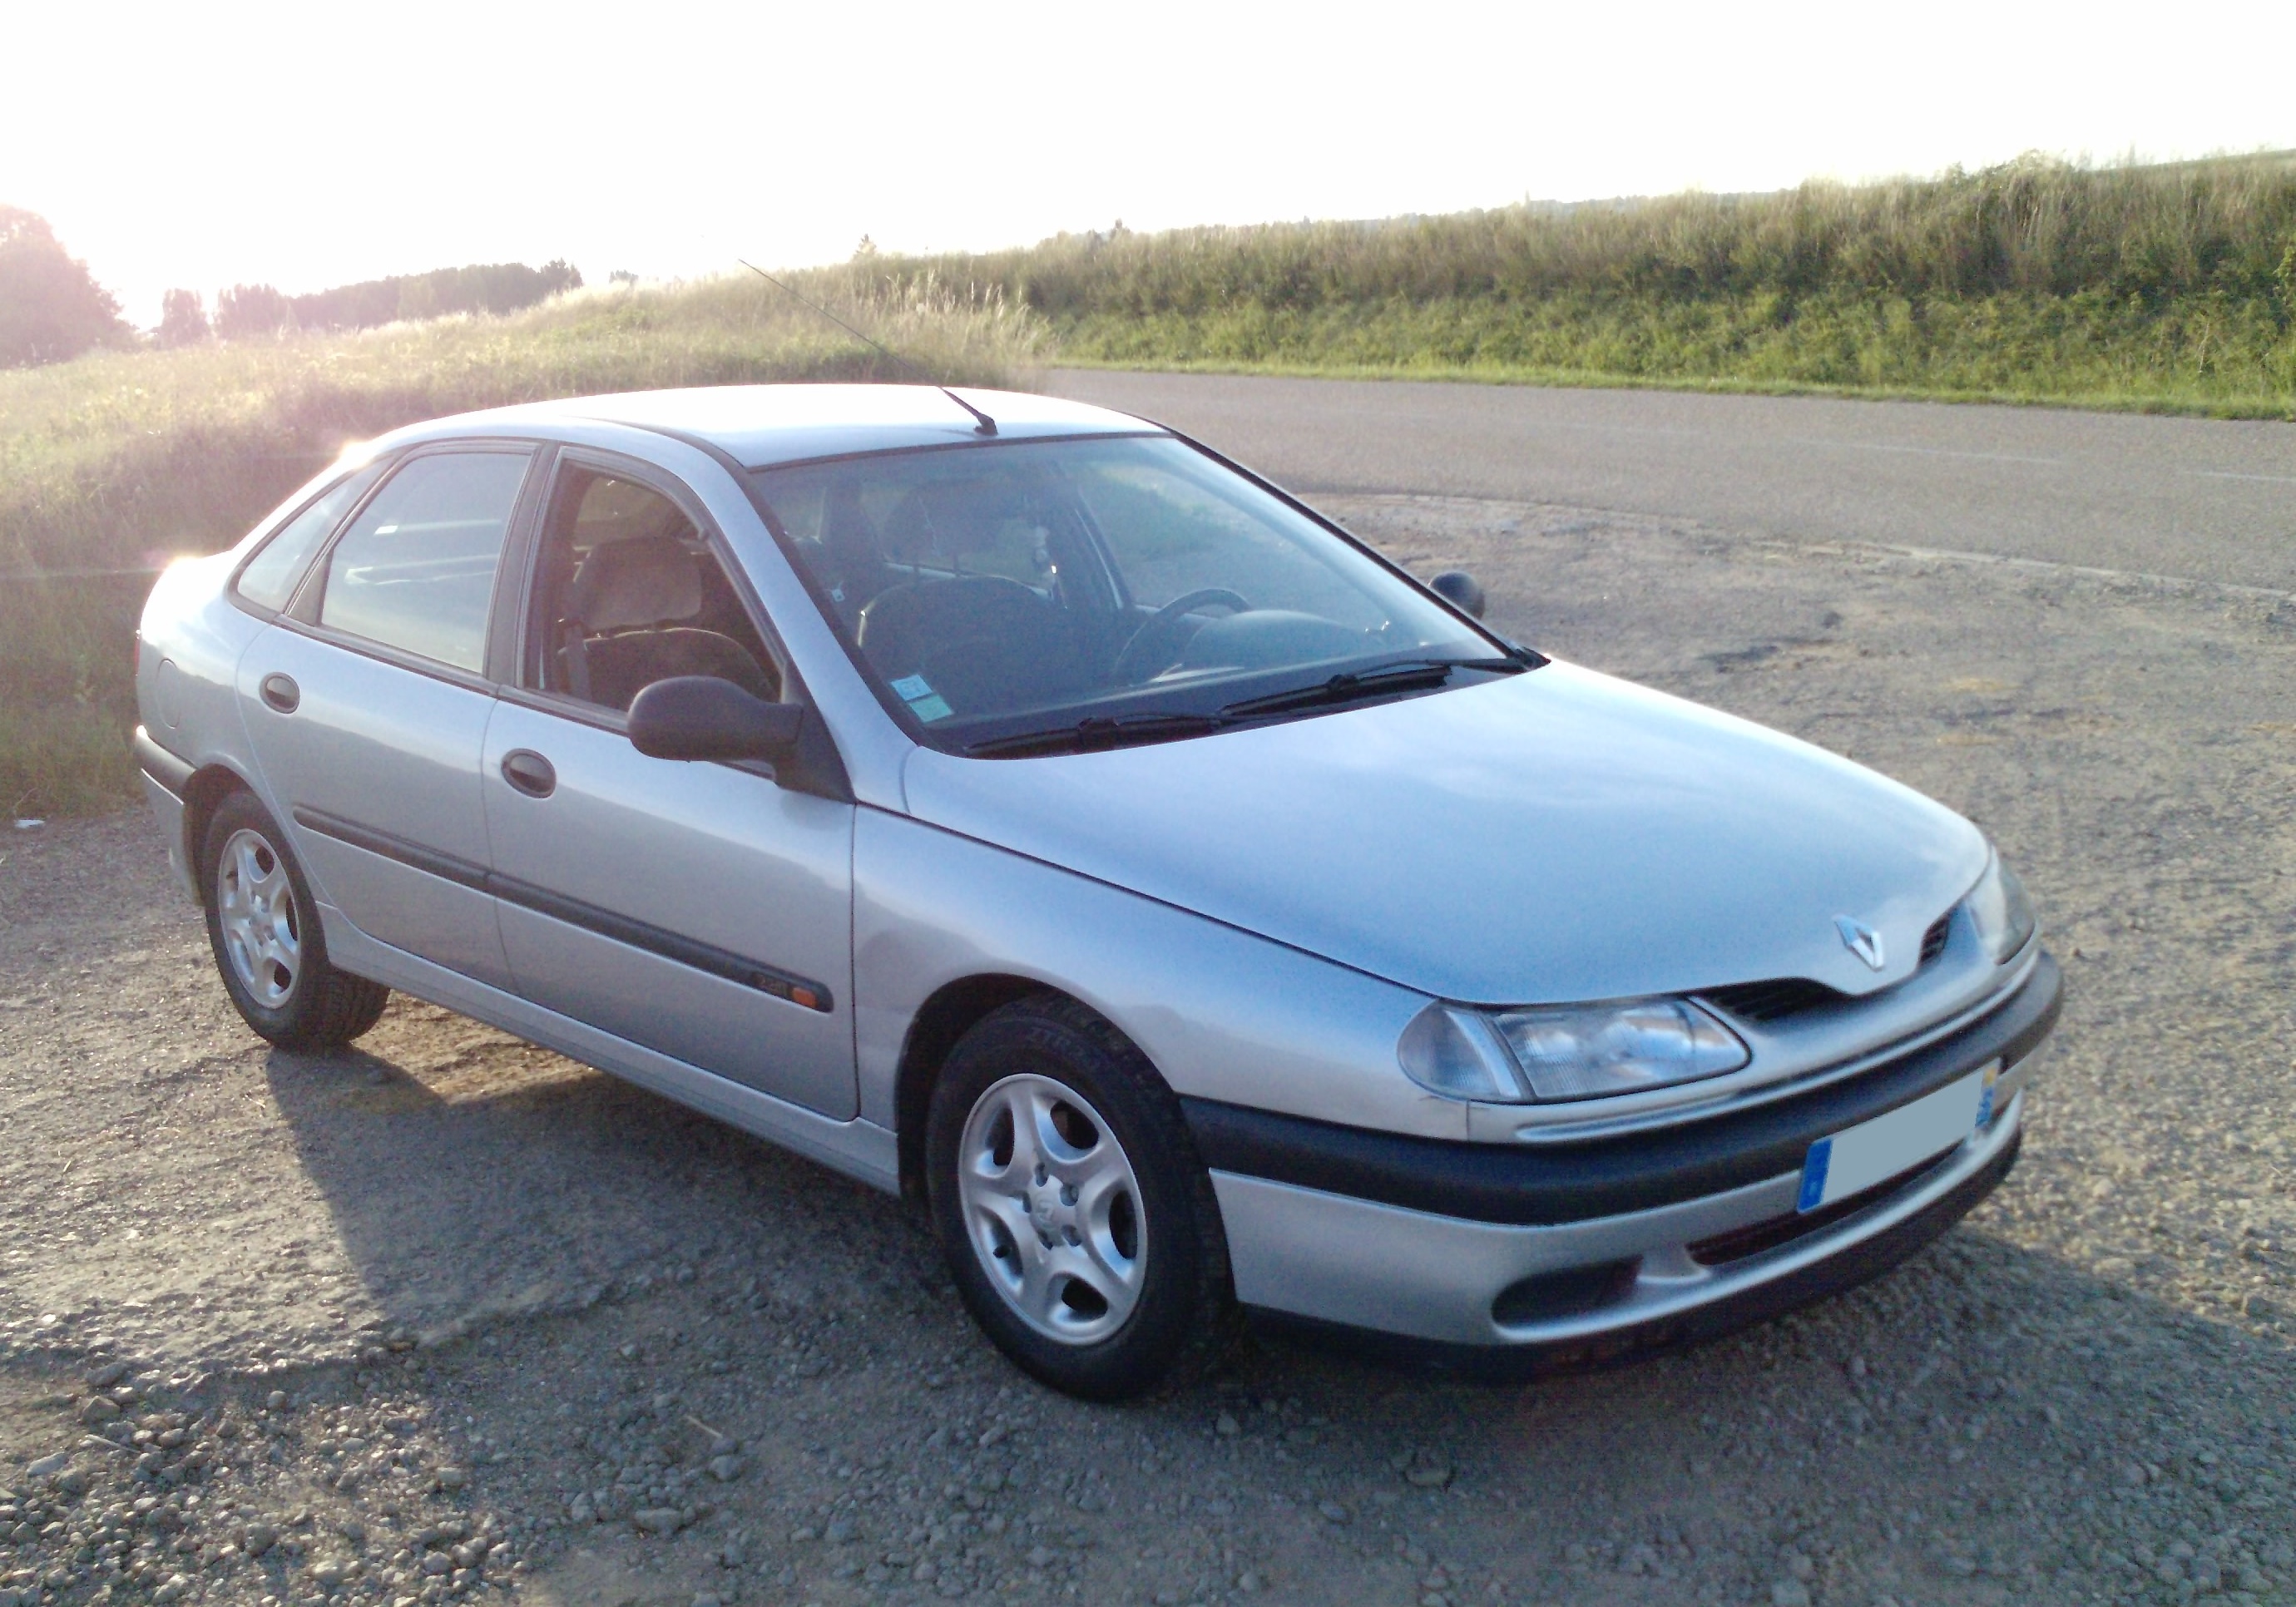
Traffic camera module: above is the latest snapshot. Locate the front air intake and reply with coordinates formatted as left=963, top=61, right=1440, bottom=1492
left=1699, top=977, right=1844, bottom=1025
left=1919, top=912, right=1952, bottom=966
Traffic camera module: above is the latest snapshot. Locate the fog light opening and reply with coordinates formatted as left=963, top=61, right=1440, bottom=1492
left=1492, top=1258, right=1642, bottom=1327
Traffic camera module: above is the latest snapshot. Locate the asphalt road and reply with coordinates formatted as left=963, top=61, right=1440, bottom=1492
left=1043, top=371, right=2296, bottom=595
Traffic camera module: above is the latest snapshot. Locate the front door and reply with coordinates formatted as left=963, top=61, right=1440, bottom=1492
left=479, top=453, right=858, bottom=1118
left=240, top=446, right=537, bottom=987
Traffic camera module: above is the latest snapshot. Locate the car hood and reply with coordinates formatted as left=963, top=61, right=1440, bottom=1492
left=899, top=661, right=1988, bottom=1005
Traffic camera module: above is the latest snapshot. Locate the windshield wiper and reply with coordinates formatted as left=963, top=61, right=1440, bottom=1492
left=964, top=711, right=1229, bottom=759
left=1219, top=655, right=1527, bottom=721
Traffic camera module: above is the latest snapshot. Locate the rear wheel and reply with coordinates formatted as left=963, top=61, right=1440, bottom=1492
left=201, top=791, right=388, bottom=1051
left=926, top=996, right=1234, bottom=1400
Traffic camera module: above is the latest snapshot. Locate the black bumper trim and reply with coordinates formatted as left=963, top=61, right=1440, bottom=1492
left=1184, top=951, right=2059, bottom=1227
left=131, top=726, right=195, bottom=799
left=1248, top=1128, right=2021, bottom=1380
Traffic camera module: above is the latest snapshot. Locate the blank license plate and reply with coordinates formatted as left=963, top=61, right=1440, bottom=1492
left=1798, top=1061, right=1999, bottom=1213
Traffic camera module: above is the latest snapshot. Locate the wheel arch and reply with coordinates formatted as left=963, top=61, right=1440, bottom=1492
left=893, top=973, right=1083, bottom=1203
left=181, top=761, right=259, bottom=907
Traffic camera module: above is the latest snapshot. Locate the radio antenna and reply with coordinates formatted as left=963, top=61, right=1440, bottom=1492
left=738, top=258, right=997, bottom=436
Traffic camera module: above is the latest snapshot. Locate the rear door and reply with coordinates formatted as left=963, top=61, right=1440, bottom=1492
left=478, top=450, right=859, bottom=1118
left=240, top=445, right=539, bottom=986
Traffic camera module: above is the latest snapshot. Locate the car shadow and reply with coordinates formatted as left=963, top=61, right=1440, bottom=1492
left=260, top=997, right=929, bottom=1347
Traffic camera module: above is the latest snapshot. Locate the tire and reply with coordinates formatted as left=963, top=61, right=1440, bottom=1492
left=200, top=790, right=389, bottom=1051
left=925, top=995, right=1235, bottom=1400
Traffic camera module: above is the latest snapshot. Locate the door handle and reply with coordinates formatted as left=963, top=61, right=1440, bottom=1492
left=259, top=673, right=299, bottom=714
left=501, top=749, right=557, bottom=799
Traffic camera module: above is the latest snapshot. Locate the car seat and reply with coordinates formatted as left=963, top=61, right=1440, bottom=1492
left=559, top=536, right=775, bottom=711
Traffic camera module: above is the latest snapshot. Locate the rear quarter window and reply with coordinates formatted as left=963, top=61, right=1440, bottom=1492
left=233, top=462, right=386, bottom=611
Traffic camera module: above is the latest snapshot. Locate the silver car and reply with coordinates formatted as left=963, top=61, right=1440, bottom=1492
left=132, top=384, right=2060, bottom=1398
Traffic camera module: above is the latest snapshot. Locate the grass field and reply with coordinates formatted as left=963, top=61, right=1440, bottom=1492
left=879, top=154, right=2296, bottom=418
left=0, top=271, right=1043, bottom=818
left=10, top=154, right=2293, bottom=818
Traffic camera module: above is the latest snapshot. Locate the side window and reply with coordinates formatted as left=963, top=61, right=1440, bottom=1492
left=234, top=461, right=386, bottom=611
left=527, top=467, right=781, bottom=714
left=317, top=451, right=531, bottom=672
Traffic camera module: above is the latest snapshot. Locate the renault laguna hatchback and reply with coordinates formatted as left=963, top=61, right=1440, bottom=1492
left=133, top=384, right=2060, bottom=1397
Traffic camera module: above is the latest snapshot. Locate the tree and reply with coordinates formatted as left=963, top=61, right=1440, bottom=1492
left=215, top=283, right=294, bottom=339
left=285, top=259, right=587, bottom=331
left=156, top=289, right=210, bottom=347
left=0, top=205, right=126, bottom=367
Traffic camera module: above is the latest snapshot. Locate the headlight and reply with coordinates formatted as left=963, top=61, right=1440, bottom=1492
left=1399, top=996, right=1749, bottom=1105
left=1967, top=850, right=2037, bottom=962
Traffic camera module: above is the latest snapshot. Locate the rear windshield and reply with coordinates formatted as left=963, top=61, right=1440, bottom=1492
left=751, top=435, right=1500, bottom=753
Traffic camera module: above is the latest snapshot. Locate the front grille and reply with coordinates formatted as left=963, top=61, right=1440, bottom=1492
left=1920, top=912, right=1952, bottom=966
left=1700, top=977, right=1843, bottom=1024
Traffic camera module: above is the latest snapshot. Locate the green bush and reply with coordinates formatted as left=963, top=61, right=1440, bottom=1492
left=864, top=154, right=2296, bottom=418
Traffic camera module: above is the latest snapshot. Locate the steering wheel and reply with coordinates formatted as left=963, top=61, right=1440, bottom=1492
left=1112, top=587, right=1253, bottom=684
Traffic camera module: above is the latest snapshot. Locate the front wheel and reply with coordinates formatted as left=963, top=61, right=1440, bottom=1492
left=926, top=996, right=1234, bottom=1400
left=201, top=791, right=389, bottom=1051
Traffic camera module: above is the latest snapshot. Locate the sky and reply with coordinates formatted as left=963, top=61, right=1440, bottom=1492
left=7, top=0, right=2293, bottom=328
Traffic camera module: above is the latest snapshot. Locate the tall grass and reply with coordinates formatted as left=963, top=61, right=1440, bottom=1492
left=871, top=154, right=2296, bottom=414
left=0, top=270, right=1045, bottom=816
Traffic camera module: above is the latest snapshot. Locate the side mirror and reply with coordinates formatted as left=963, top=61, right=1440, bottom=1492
left=1428, top=569, right=1487, bottom=620
left=627, top=676, right=805, bottom=764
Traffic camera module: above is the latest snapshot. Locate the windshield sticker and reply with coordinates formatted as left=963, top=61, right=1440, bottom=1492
left=888, top=673, right=953, bottom=721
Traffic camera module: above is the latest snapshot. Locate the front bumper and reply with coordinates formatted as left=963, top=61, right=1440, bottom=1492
left=1192, top=951, right=2057, bottom=1357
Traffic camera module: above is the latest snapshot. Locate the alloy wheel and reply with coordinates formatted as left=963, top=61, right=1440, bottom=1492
left=215, top=827, right=301, bottom=1008
left=956, top=1072, right=1146, bottom=1344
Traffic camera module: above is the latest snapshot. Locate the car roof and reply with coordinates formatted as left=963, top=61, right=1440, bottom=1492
left=381, top=384, right=1161, bottom=469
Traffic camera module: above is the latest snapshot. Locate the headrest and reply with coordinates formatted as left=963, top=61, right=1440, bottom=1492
left=881, top=480, right=1025, bottom=564
left=819, top=482, right=883, bottom=574
left=568, top=536, right=702, bottom=632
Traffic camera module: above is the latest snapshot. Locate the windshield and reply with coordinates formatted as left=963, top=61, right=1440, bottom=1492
left=751, top=434, right=1508, bottom=754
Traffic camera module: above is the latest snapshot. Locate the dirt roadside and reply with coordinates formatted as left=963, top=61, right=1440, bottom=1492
left=2, top=494, right=2292, bottom=1607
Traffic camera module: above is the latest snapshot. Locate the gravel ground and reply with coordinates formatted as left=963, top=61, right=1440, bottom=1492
left=1, top=492, right=2292, bottom=1607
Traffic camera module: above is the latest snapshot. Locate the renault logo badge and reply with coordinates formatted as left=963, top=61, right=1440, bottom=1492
left=1835, top=917, right=1886, bottom=971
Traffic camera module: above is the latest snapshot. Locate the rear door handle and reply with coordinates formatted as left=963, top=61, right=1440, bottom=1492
left=501, top=749, right=557, bottom=799
left=260, top=673, right=299, bottom=714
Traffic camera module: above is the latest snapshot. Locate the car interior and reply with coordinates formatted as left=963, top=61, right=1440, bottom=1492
left=823, top=475, right=1101, bottom=717
left=768, top=450, right=1410, bottom=728
left=533, top=471, right=781, bottom=712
